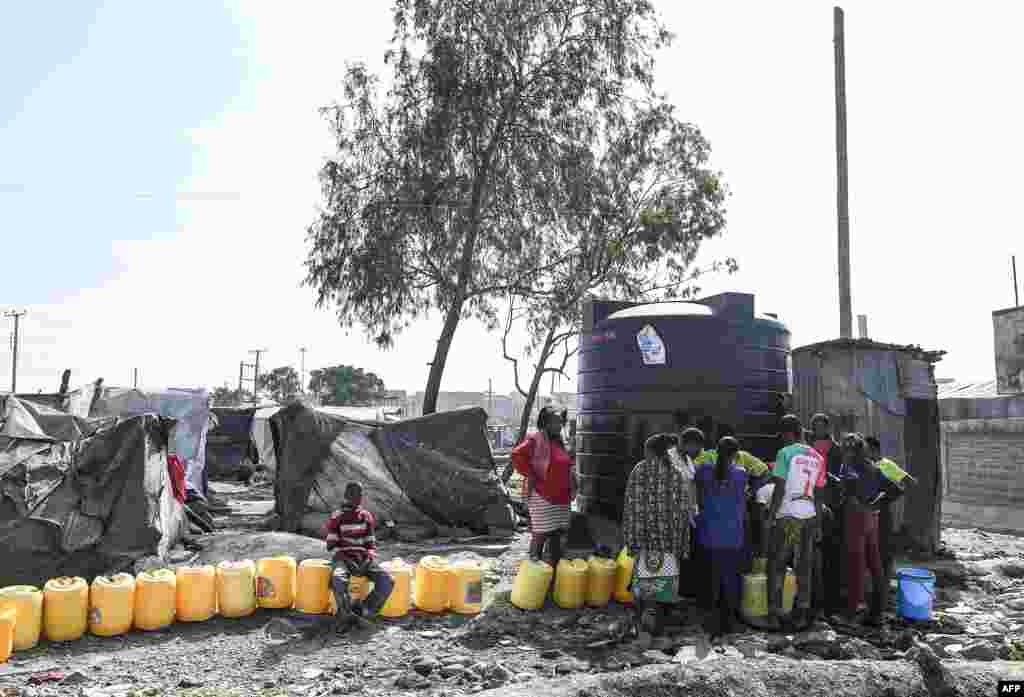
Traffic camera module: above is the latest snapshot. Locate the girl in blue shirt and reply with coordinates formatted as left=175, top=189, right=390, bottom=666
left=695, top=436, right=749, bottom=639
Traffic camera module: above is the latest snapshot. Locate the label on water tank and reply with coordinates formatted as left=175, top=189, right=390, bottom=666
left=636, top=325, right=666, bottom=365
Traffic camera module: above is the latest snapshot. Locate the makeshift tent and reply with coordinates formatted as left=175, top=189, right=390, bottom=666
left=374, top=407, right=514, bottom=529
left=272, top=403, right=433, bottom=532
left=251, top=406, right=281, bottom=475
left=207, top=406, right=261, bottom=480
left=68, top=386, right=211, bottom=496
left=272, top=403, right=514, bottom=534
left=0, top=396, right=186, bottom=587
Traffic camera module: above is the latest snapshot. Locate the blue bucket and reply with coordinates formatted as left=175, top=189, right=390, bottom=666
left=896, top=567, right=936, bottom=621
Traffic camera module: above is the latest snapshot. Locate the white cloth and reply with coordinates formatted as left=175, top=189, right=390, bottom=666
left=756, top=482, right=775, bottom=506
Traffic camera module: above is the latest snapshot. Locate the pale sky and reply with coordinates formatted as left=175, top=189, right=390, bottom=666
left=2, top=1, right=1022, bottom=397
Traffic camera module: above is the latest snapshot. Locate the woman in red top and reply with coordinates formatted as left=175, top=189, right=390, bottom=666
left=512, top=406, right=575, bottom=566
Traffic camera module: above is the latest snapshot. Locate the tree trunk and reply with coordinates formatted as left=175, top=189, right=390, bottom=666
left=501, top=326, right=558, bottom=484
left=421, top=298, right=465, bottom=415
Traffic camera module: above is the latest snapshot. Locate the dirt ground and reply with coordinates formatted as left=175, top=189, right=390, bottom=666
left=1, top=482, right=1023, bottom=697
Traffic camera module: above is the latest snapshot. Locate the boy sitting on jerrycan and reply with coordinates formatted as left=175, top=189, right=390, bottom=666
left=323, top=482, right=394, bottom=631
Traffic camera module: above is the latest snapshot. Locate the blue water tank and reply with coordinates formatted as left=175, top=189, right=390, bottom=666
left=575, top=293, right=792, bottom=520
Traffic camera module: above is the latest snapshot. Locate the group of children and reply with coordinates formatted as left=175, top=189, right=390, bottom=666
left=623, top=412, right=911, bottom=640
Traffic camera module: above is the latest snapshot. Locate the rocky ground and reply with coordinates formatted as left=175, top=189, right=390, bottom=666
left=1, top=482, right=1023, bottom=697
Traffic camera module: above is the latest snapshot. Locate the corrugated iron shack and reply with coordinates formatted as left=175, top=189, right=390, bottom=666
left=792, top=338, right=945, bottom=555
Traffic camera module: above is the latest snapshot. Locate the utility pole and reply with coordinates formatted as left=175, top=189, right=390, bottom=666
left=1013, top=255, right=1019, bottom=308
left=488, top=378, right=493, bottom=417
left=249, top=349, right=267, bottom=397
left=133, top=368, right=139, bottom=389
left=5, top=310, right=26, bottom=393
left=834, top=6, right=853, bottom=339
left=238, top=362, right=244, bottom=393
left=300, top=347, right=308, bottom=394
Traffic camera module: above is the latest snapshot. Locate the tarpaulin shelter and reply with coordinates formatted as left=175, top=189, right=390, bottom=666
left=207, top=406, right=261, bottom=480
left=375, top=407, right=514, bottom=529
left=272, top=404, right=514, bottom=534
left=0, top=396, right=187, bottom=587
left=272, top=403, right=433, bottom=532
left=67, top=385, right=211, bottom=497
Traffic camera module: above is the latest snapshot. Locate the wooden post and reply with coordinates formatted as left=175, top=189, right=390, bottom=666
left=835, top=6, right=853, bottom=339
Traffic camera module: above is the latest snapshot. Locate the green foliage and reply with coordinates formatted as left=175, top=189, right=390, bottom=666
left=256, top=366, right=301, bottom=404
left=305, top=0, right=679, bottom=406
left=308, top=365, right=387, bottom=406
left=210, top=386, right=252, bottom=406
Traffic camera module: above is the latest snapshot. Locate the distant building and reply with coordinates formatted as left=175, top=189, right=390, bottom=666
left=404, top=389, right=572, bottom=426
left=939, top=304, right=1024, bottom=534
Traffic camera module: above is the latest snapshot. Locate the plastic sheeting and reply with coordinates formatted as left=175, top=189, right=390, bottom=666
left=373, top=407, right=513, bottom=529
left=0, top=397, right=186, bottom=586
left=857, top=350, right=906, bottom=416
left=272, top=404, right=513, bottom=533
left=207, top=406, right=259, bottom=479
left=71, top=387, right=211, bottom=496
left=251, top=406, right=280, bottom=473
left=272, top=403, right=432, bottom=533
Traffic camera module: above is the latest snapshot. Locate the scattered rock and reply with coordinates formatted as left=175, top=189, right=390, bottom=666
left=540, top=649, right=563, bottom=660
left=642, top=650, right=672, bottom=664
left=301, top=668, right=325, bottom=680
left=488, top=665, right=512, bottom=683
left=440, top=666, right=467, bottom=679
left=395, top=673, right=431, bottom=690
left=555, top=661, right=577, bottom=675
left=998, top=562, right=1024, bottom=579
left=959, top=641, right=998, bottom=661
left=837, top=638, right=883, bottom=661
left=766, top=636, right=792, bottom=653
left=411, top=658, right=439, bottom=677
left=177, top=677, right=204, bottom=689
left=60, top=672, right=89, bottom=686
left=909, top=643, right=960, bottom=697
left=442, top=657, right=473, bottom=668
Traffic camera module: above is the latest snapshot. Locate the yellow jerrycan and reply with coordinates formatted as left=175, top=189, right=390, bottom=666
left=510, top=559, right=554, bottom=611
left=586, top=556, right=617, bottom=608
left=0, top=586, right=43, bottom=651
left=216, top=560, right=257, bottom=618
left=414, top=556, right=450, bottom=613
left=613, top=548, right=635, bottom=604
left=256, top=556, right=297, bottom=609
left=89, top=574, right=135, bottom=637
left=43, top=577, right=89, bottom=642
left=741, top=570, right=797, bottom=620
left=176, top=566, right=217, bottom=622
left=554, top=559, right=588, bottom=609
left=0, top=606, right=15, bottom=663
left=450, top=560, right=484, bottom=615
left=134, top=569, right=176, bottom=631
left=380, top=559, right=413, bottom=618
left=295, top=559, right=333, bottom=614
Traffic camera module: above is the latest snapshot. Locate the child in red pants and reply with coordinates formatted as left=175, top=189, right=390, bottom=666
left=839, top=433, right=885, bottom=624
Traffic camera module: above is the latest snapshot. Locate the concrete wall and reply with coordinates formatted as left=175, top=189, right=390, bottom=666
left=941, top=416, right=1024, bottom=533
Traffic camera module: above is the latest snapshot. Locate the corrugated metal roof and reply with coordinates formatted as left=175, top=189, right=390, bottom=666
left=938, top=380, right=1001, bottom=400
left=793, top=338, right=945, bottom=363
